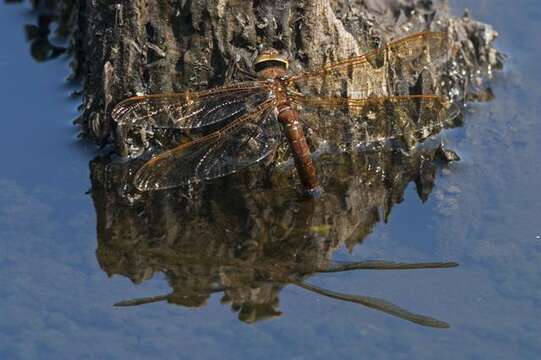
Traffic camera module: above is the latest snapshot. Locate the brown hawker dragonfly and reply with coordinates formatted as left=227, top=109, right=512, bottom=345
left=112, top=32, right=457, bottom=196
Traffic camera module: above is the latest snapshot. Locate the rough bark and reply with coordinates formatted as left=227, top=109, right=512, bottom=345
left=40, top=0, right=501, bottom=146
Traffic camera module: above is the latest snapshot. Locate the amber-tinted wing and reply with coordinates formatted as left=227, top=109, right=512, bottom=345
left=134, top=99, right=280, bottom=191
left=290, top=94, right=460, bottom=149
left=288, top=32, right=450, bottom=99
left=112, top=81, right=272, bottom=129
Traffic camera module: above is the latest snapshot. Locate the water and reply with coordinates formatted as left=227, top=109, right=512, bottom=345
left=1, top=1, right=540, bottom=359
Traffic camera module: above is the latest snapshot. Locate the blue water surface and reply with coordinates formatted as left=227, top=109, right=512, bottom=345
left=0, top=1, right=540, bottom=359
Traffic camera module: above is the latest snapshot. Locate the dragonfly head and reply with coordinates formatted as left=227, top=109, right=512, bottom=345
left=254, top=49, right=289, bottom=80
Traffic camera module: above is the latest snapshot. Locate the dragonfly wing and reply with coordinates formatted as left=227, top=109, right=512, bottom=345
left=291, top=94, right=460, bottom=148
left=112, top=81, right=272, bottom=129
left=134, top=100, right=281, bottom=191
left=288, top=32, right=450, bottom=98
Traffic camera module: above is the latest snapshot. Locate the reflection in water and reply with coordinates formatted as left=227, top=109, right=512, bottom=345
left=90, top=145, right=459, bottom=328
left=7, top=0, right=67, bottom=62
left=25, top=14, right=65, bottom=62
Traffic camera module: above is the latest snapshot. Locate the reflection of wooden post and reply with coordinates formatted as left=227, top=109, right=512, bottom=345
left=90, top=144, right=458, bottom=323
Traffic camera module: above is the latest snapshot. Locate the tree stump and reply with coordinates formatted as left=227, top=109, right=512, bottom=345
left=43, top=0, right=501, bottom=147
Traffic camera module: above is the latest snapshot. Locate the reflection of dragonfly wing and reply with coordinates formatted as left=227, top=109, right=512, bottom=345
left=114, top=294, right=170, bottom=307
left=293, top=280, right=449, bottom=328
left=288, top=32, right=450, bottom=98
left=134, top=99, right=280, bottom=191
left=112, top=81, right=271, bottom=129
left=114, top=287, right=227, bottom=307
left=317, top=259, right=458, bottom=273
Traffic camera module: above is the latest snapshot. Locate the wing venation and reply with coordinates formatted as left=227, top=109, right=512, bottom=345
left=112, top=81, right=272, bottom=130
left=134, top=99, right=280, bottom=191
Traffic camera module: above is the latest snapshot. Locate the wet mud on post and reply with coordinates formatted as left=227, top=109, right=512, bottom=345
left=25, top=0, right=503, bottom=326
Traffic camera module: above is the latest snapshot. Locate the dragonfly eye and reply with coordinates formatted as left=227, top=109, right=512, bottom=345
left=254, top=49, right=289, bottom=72
left=254, top=59, right=288, bottom=73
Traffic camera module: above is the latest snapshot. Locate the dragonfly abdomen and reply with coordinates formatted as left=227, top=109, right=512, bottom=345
left=277, top=105, right=320, bottom=196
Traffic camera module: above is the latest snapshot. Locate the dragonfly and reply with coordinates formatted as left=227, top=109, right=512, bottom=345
left=112, top=31, right=456, bottom=196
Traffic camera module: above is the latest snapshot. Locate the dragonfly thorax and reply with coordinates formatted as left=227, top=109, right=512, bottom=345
left=254, top=49, right=288, bottom=80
